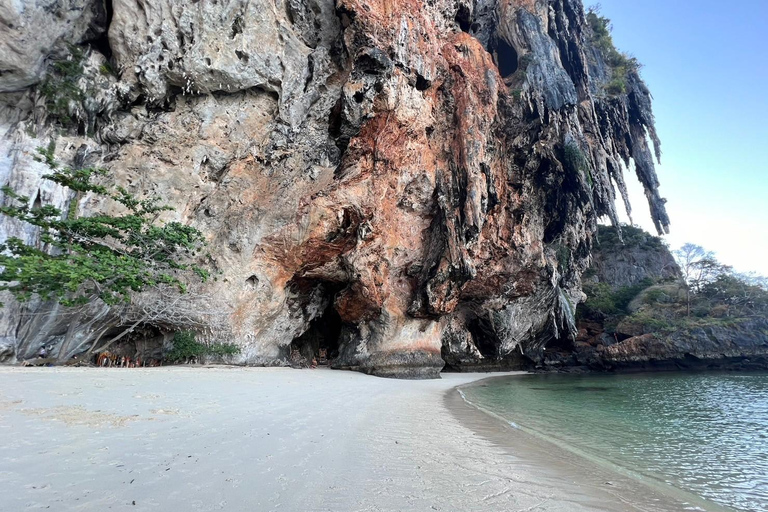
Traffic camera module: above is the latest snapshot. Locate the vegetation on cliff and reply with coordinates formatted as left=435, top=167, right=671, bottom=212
left=165, top=331, right=240, bottom=364
left=0, top=144, right=211, bottom=362
left=38, top=45, right=86, bottom=126
left=579, top=225, right=768, bottom=342
left=586, top=6, right=641, bottom=96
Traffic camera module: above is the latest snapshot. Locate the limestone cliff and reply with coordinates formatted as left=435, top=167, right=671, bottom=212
left=0, top=0, right=670, bottom=377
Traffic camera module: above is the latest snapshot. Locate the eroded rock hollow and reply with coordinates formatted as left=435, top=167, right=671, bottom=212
left=0, top=0, right=669, bottom=377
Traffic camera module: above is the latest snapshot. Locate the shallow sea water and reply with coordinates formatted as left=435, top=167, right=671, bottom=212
left=461, top=372, right=768, bottom=512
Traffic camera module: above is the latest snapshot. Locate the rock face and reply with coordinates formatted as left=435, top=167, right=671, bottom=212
left=0, top=0, right=108, bottom=92
left=587, top=226, right=679, bottom=289
left=592, top=318, right=768, bottom=371
left=0, top=0, right=671, bottom=377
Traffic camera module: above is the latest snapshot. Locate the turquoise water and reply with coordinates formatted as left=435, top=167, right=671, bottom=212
left=461, top=372, right=768, bottom=512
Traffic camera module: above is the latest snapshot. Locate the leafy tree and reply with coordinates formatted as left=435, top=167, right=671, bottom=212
left=581, top=278, right=653, bottom=319
left=596, top=224, right=666, bottom=252
left=699, top=274, right=768, bottom=318
left=673, top=243, right=730, bottom=316
left=0, top=144, right=209, bottom=362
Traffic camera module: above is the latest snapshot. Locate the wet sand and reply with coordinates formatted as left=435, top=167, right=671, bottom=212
left=0, top=367, right=704, bottom=511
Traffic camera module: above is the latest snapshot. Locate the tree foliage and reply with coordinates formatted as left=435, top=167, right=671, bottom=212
left=596, top=224, right=665, bottom=251
left=0, top=145, right=208, bottom=308
left=0, top=144, right=212, bottom=361
left=673, top=243, right=730, bottom=293
left=165, top=330, right=240, bottom=364
left=699, top=274, right=768, bottom=318
left=581, top=278, right=653, bottom=317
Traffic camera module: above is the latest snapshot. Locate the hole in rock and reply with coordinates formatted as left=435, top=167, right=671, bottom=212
left=328, top=96, right=343, bottom=137
left=356, top=49, right=391, bottom=76
left=92, top=323, right=167, bottom=367
left=494, top=38, right=519, bottom=77
left=440, top=314, right=536, bottom=372
left=231, top=15, right=244, bottom=39
left=289, top=281, right=346, bottom=366
left=467, top=316, right=499, bottom=359
left=83, top=0, right=113, bottom=59
left=455, top=5, right=471, bottom=33
left=32, top=191, right=42, bottom=210
left=545, top=335, right=573, bottom=353
left=415, top=73, right=431, bottom=91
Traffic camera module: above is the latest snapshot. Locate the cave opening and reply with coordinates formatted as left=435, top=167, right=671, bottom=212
left=493, top=37, right=519, bottom=77
left=290, top=282, right=345, bottom=365
left=86, top=0, right=114, bottom=59
left=455, top=5, right=471, bottom=33
left=545, top=335, right=573, bottom=352
left=467, top=316, right=499, bottom=359
left=542, top=334, right=576, bottom=367
left=91, top=323, right=167, bottom=366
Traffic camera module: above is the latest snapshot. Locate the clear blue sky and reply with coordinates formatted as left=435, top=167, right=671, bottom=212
left=594, top=0, right=768, bottom=275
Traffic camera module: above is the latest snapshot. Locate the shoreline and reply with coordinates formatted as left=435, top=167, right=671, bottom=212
left=449, top=374, right=738, bottom=512
left=0, top=366, right=731, bottom=511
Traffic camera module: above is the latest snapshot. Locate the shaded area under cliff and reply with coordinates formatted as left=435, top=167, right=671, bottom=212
left=287, top=279, right=346, bottom=364
left=291, top=292, right=343, bottom=364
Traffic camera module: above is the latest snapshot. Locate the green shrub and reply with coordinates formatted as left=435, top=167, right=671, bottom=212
left=563, top=143, right=593, bottom=187
left=99, top=62, right=115, bottom=77
left=583, top=282, right=619, bottom=315
left=165, top=331, right=202, bottom=363
left=165, top=331, right=240, bottom=364
left=586, top=8, right=641, bottom=97
left=39, top=45, right=86, bottom=125
left=643, top=288, right=667, bottom=304
left=623, top=312, right=674, bottom=332
left=692, top=306, right=710, bottom=318
left=614, top=279, right=653, bottom=311
left=605, top=77, right=626, bottom=95
left=205, top=342, right=241, bottom=357
left=596, top=224, right=664, bottom=251
left=581, top=279, right=654, bottom=322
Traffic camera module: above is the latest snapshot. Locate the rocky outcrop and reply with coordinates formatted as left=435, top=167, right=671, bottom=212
left=566, top=317, right=768, bottom=372
left=560, top=226, right=768, bottom=372
left=588, top=225, right=679, bottom=289
left=0, top=0, right=670, bottom=377
left=0, top=0, right=108, bottom=92
left=595, top=318, right=768, bottom=370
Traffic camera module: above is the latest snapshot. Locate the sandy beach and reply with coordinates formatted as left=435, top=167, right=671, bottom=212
left=0, top=367, right=705, bottom=511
